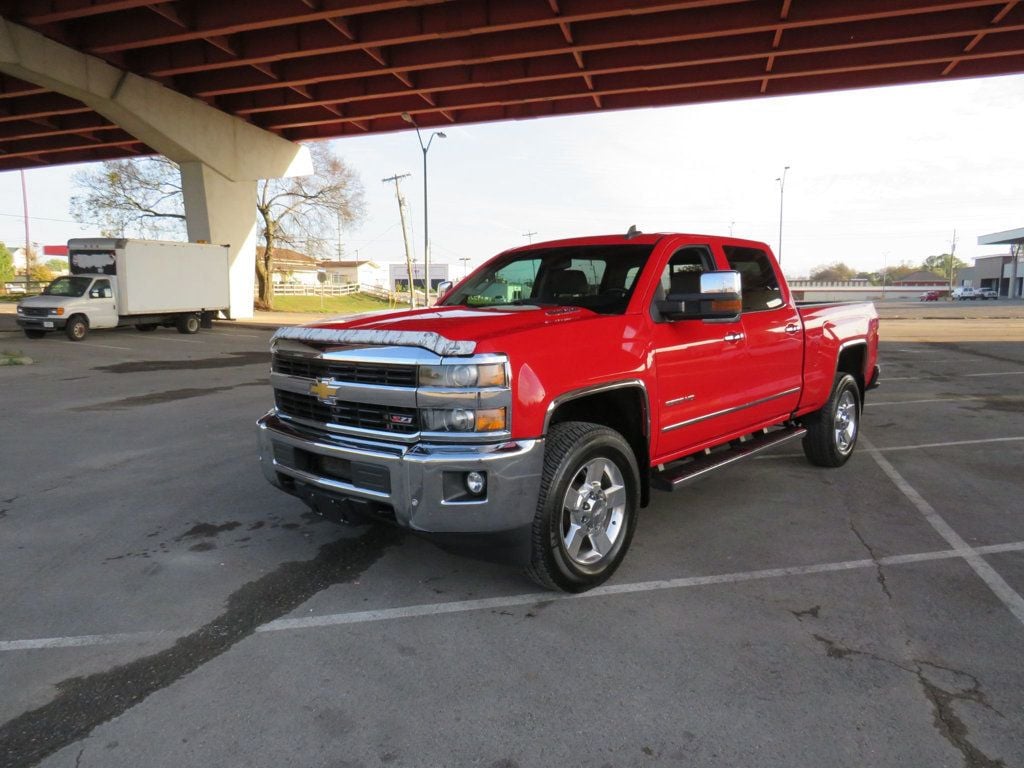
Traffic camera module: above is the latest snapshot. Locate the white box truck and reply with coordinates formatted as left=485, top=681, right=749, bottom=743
left=16, top=238, right=231, bottom=341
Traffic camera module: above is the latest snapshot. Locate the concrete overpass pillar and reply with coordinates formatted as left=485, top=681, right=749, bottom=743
left=180, top=163, right=257, bottom=320
left=0, top=17, right=311, bottom=318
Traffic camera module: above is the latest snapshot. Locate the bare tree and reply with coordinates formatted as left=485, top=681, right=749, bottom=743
left=70, top=157, right=187, bottom=239
left=255, top=143, right=364, bottom=308
left=68, top=145, right=365, bottom=309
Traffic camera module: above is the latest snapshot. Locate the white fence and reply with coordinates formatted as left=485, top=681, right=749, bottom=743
left=270, top=283, right=360, bottom=296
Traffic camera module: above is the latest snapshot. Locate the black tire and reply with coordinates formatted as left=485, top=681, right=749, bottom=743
left=135, top=323, right=158, bottom=332
left=802, top=373, right=861, bottom=468
left=23, top=329, right=46, bottom=339
left=175, top=313, right=200, bottom=334
left=526, top=421, right=640, bottom=592
left=65, top=315, right=88, bottom=342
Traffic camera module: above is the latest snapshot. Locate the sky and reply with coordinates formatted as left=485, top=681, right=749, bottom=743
left=1, top=72, right=1022, bottom=279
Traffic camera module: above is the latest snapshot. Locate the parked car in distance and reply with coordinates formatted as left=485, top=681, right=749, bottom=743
left=919, top=291, right=940, bottom=301
left=952, top=287, right=981, bottom=300
left=977, top=288, right=999, bottom=300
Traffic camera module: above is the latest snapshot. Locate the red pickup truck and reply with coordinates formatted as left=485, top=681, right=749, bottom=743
left=258, top=231, right=879, bottom=591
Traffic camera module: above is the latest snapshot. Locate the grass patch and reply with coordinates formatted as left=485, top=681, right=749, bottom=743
left=269, top=293, right=397, bottom=314
left=0, top=294, right=31, bottom=303
left=1, top=349, right=31, bottom=366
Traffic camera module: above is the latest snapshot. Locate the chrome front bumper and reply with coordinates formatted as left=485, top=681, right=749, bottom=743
left=257, top=411, right=544, bottom=540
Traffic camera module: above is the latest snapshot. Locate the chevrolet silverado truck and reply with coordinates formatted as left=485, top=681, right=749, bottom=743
left=257, top=231, right=879, bottom=592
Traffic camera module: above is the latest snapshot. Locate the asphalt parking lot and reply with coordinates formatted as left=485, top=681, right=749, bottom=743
left=1, top=307, right=1023, bottom=768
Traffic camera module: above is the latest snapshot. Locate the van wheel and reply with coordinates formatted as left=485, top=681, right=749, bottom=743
left=65, top=315, right=88, bottom=342
left=802, top=373, right=860, bottom=467
left=24, top=329, right=46, bottom=339
left=175, top=314, right=200, bottom=334
left=135, top=323, right=158, bottom=332
left=526, top=422, right=640, bottom=592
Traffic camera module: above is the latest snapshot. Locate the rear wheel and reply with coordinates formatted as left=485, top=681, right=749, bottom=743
left=802, top=373, right=860, bottom=467
left=175, top=313, right=200, bottom=334
left=526, top=422, right=640, bottom=592
left=65, top=315, right=88, bottom=342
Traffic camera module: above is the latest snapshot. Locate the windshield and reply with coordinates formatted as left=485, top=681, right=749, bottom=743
left=441, top=244, right=654, bottom=315
left=42, top=276, right=93, bottom=298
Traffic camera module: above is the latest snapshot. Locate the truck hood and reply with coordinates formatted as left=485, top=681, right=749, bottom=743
left=274, top=305, right=600, bottom=356
left=17, top=294, right=74, bottom=309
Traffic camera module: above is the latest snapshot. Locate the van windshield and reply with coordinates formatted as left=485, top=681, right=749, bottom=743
left=43, top=276, right=93, bottom=297
left=441, top=244, right=654, bottom=315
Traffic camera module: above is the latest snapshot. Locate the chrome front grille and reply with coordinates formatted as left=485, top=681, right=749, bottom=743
left=272, top=353, right=416, bottom=387
left=274, top=390, right=419, bottom=434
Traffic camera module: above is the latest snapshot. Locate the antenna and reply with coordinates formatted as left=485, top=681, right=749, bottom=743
left=624, top=225, right=640, bottom=240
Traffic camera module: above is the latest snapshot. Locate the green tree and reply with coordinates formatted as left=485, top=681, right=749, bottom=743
left=922, top=253, right=967, bottom=279
left=809, top=262, right=856, bottom=281
left=29, top=263, right=54, bottom=283
left=45, top=258, right=67, bottom=274
left=0, top=242, right=13, bottom=287
left=69, top=146, right=365, bottom=310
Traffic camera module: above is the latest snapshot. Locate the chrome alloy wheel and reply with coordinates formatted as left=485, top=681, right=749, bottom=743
left=561, top=458, right=627, bottom=566
left=834, top=389, right=859, bottom=454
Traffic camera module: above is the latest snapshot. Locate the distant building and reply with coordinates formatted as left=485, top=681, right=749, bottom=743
left=893, top=270, right=947, bottom=286
left=320, top=259, right=384, bottom=287
left=957, top=253, right=1022, bottom=297
left=388, top=262, right=449, bottom=292
left=269, top=248, right=320, bottom=286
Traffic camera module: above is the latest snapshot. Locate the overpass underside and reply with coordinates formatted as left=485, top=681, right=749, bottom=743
left=0, top=0, right=1022, bottom=317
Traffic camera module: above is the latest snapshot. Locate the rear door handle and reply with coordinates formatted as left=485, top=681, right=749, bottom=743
left=724, top=332, right=744, bottom=343
left=785, top=323, right=799, bottom=334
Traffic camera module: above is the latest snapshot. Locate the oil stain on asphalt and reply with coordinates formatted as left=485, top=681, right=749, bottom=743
left=72, top=381, right=264, bottom=410
left=0, top=525, right=404, bottom=768
left=94, top=351, right=269, bottom=374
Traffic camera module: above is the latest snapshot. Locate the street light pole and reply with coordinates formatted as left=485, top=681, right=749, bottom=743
left=402, top=113, right=446, bottom=305
left=776, top=166, right=790, bottom=264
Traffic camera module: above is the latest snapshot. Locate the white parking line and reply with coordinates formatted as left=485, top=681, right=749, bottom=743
left=868, top=396, right=990, bottom=406
left=146, top=336, right=206, bottom=344
left=863, top=435, right=1024, bottom=626
left=964, top=370, right=1024, bottom=378
left=77, top=342, right=133, bottom=351
left=4, top=540, right=1023, bottom=651
left=757, top=435, right=1024, bottom=460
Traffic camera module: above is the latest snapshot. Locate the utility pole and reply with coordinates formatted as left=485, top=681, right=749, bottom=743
left=776, top=166, right=790, bottom=264
left=459, top=256, right=472, bottom=278
left=948, top=229, right=958, bottom=299
left=383, top=173, right=415, bottom=308
left=522, top=231, right=537, bottom=244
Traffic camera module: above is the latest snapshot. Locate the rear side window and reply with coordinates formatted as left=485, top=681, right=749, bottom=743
left=722, top=245, right=784, bottom=312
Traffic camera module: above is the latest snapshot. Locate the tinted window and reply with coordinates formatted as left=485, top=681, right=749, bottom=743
left=443, top=244, right=653, bottom=315
left=722, top=245, right=784, bottom=312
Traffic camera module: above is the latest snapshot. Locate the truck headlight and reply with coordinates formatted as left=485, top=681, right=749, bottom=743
left=49, top=308, right=65, bottom=316
left=419, top=363, right=506, bottom=388
left=422, top=407, right=506, bottom=432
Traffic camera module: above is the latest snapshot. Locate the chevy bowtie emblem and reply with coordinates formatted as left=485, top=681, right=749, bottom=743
left=309, top=378, right=340, bottom=403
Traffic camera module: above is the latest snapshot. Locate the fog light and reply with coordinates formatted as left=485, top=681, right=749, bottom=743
left=465, top=471, right=486, bottom=495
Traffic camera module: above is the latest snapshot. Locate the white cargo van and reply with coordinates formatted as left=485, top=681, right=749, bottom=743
left=16, top=239, right=230, bottom=341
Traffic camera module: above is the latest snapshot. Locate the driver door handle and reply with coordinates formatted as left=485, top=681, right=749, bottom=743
left=724, top=332, right=744, bottom=343
left=785, top=323, right=799, bottom=334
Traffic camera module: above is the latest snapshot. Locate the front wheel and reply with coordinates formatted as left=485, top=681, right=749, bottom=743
left=65, top=315, right=88, bottom=342
left=526, top=422, right=640, bottom=592
left=802, top=373, right=861, bottom=467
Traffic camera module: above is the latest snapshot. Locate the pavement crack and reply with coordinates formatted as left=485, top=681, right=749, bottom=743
left=0, top=525, right=403, bottom=768
left=811, top=635, right=1005, bottom=768
left=849, top=521, right=893, bottom=601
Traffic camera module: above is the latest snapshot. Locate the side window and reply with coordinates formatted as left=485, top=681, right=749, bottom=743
left=722, top=245, right=784, bottom=312
left=93, top=279, right=112, bottom=298
left=660, top=246, right=713, bottom=297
